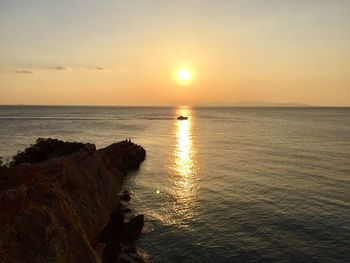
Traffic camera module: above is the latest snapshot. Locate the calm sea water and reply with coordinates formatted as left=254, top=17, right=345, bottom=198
left=0, top=106, right=349, bottom=262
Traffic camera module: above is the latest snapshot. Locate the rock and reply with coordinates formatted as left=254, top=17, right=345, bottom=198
left=0, top=139, right=146, bottom=263
left=100, top=214, right=145, bottom=263
left=102, top=241, right=121, bottom=263
left=119, top=191, right=131, bottom=202
left=110, top=209, right=125, bottom=225
left=90, top=241, right=106, bottom=260
left=120, top=215, right=144, bottom=242
left=117, top=202, right=132, bottom=213
left=119, top=246, right=150, bottom=263
left=119, top=207, right=132, bottom=213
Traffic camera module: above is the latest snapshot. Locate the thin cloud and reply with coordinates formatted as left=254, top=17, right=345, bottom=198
left=48, top=66, right=69, bottom=71
left=9, top=65, right=125, bottom=74
left=15, top=70, right=33, bottom=74
left=81, top=65, right=126, bottom=72
left=48, top=65, right=106, bottom=71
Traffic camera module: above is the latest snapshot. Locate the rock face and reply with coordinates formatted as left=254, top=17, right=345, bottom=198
left=0, top=140, right=146, bottom=263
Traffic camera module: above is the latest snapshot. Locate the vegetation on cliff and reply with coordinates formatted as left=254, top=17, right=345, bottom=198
left=10, top=138, right=85, bottom=167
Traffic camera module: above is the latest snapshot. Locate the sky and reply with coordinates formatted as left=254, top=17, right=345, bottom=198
left=0, top=0, right=349, bottom=106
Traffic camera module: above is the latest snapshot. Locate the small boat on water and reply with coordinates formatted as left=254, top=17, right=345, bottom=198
left=177, top=115, right=188, bottom=120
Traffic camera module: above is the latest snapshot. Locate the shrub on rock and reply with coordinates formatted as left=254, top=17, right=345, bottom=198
left=10, top=138, right=85, bottom=167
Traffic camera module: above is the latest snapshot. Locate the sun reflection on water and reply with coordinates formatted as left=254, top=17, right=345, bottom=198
left=169, top=106, right=198, bottom=226
left=175, top=116, right=192, bottom=177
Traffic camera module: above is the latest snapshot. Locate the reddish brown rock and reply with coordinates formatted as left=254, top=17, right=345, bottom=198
left=0, top=140, right=146, bottom=263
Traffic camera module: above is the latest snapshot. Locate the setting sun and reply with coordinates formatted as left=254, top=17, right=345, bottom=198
left=179, top=69, right=190, bottom=81
left=174, top=64, right=196, bottom=86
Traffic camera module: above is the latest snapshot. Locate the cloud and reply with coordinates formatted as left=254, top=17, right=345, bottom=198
left=48, top=66, right=69, bottom=71
left=48, top=65, right=106, bottom=71
left=81, top=66, right=125, bottom=72
left=9, top=65, right=125, bottom=74
left=15, top=70, right=33, bottom=74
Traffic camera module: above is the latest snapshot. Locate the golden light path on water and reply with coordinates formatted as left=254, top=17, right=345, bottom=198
left=168, top=106, right=199, bottom=227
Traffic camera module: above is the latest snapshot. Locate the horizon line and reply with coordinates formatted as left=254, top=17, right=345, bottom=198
left=0, top=104, right=350, bottom=108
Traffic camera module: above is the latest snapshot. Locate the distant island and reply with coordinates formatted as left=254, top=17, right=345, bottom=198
left=197, top=101, right=311, bottom=107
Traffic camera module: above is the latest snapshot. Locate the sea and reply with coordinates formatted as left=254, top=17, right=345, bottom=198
left=0, top=106, right=349, bottom=262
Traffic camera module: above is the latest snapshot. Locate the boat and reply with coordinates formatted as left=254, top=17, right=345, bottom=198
left=177, top=115, right=188, bottom=120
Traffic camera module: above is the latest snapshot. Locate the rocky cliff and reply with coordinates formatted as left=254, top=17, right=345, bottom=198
left=0, top=139, right=146, bottom=263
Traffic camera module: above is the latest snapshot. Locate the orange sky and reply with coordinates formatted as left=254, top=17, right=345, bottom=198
left=0, top=1, right=349, bottom=106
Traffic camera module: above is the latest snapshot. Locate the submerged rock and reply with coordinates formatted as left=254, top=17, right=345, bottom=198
left=0, top=139, right=146, bottom=263
left=120, top=191, right=131, bottom=202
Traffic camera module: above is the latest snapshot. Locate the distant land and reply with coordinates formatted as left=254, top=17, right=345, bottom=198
left=197, top=101, right=311, bottom=107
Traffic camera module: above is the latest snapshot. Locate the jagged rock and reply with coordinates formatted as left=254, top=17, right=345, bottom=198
left=0, top=139, right=146, bottom=263
left=120, top=215, right=144, bottom=242
left=119, top=246, right=150, bottom=263
left=110, top=209, right=125, bottom=225
left=102, top=241, right=122, bottom=263
left=119, top=191, right=131, bottom=202
left=99, top=214, right=145, bottom=263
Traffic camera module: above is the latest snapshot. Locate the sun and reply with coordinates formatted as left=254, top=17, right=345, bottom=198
left=179, top=68, right=190, bottom=81
left=173, top=63, right=196, bottom=86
